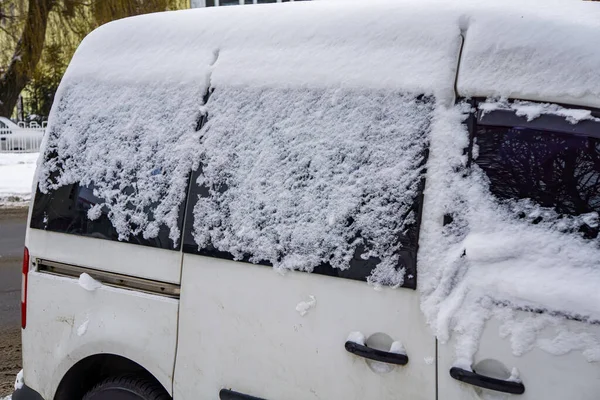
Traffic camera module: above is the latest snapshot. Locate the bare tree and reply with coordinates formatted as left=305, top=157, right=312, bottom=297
left=0, top=0, right=186, bottom=118
left=0, top=0, right=55, bottom=117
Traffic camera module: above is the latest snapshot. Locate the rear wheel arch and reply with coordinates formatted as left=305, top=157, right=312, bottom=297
left=54, top=354, right=170, bottom=400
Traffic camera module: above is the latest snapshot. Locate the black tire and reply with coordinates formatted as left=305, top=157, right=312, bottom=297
left=82, top=375, right=171, bottom=400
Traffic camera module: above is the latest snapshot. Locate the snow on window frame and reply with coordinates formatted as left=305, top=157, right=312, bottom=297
left=470, top=98, right=600, bottom=241
left=418, top=97, right=600, bottom=367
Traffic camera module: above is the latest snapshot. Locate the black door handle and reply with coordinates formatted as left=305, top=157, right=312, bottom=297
left=220, top=389, right=267, bottom=400
left=450, top=367, right=525, bottom=395
left=344, top=341, right=409, bottom=365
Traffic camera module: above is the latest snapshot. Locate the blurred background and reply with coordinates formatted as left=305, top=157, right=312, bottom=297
left=0, top=0, right=306, bottom=126
left=0, top=0, right=190, bottom=126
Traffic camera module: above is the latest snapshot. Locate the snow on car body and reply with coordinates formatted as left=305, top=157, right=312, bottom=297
left=14, top=0, right=600, bottom=399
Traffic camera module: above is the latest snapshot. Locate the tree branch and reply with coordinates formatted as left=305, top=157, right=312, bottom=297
left=0, top=0, right=56, bottom=116
left=0, top=23, right=18, bottom=41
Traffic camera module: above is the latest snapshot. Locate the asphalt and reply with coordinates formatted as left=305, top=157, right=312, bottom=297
left=0, top=208, right=27, bottom=331
left=0, top=207, right=26, bottom=396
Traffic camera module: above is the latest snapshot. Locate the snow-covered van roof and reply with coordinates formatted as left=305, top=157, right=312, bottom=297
left=60, top=0, right=600, bottom=107
left=61, top=0, right=462, bottom=98
left=457, top=1, right=600, bottom=108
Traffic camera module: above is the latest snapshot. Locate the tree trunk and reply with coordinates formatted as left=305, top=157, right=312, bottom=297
left=0, top=0, right=55, bottom=118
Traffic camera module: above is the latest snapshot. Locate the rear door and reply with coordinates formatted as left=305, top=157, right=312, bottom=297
left=173, top=86, right=437, bottom=400
left=438, top=99, right=600, bottom=400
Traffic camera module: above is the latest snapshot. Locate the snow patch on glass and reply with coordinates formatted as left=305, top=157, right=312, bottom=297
left=479, top=99, right=600, bottom=124
left=38, top=80, right=205, bottom=246
left=192, top=87, right=431, bottom=287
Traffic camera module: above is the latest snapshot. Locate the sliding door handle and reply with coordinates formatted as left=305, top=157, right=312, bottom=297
left=344, top=341, right=408, bottom=365
left=219, top=389, right=266, bottom=400
left=450, top=367, right=525, bottom=394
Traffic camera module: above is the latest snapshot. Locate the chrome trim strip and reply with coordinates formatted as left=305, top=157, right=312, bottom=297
left=36, top=259, right=180, bottom=298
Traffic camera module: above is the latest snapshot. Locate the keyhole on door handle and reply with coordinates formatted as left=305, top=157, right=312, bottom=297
left=367, top=332, right=403, bottom=373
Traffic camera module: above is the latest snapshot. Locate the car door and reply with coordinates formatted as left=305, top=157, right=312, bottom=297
left=438, top=99, right=600, bottom=400
left=173, top=86, right=437, bottom=400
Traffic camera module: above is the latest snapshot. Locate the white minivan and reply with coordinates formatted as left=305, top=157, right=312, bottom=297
left=12, top=1, right=600, bottom=399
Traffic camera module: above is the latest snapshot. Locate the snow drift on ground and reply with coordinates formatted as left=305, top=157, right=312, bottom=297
left=0, top=153, right=38, bottom=205
left=36, top=0, right=600, bottom=367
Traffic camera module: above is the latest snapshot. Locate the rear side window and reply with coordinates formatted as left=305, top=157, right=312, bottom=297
left=30, top=80, right=205, bottom=250
left=471, top=100, right=600, bottom=239
left=183, top=87, right=433, bottom=288
left=30, top=181, right=182, bottom=249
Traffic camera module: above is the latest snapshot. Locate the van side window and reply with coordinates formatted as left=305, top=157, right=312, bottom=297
left=30, top=79, right=204, bottom=250
left=183, top=87, right=433, bottom=289
left=30, top=180, right=183, bottom=250
left=471, top=100, right=600, bottom=239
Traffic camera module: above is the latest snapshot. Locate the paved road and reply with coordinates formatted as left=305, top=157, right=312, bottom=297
left=0, top=208, right=27, bottom=332
left=0, top=207, right=26, bottom=396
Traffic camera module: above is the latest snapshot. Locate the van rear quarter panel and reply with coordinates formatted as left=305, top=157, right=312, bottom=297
left=22, top=271, right=178, bottom=399
left=26, top=229, right=182, bottom=284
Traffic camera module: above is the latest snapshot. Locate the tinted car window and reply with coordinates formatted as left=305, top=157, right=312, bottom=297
left=183, top=167, right=425, bottom=287
left=30, top=181, right=184, bottom=250
left=473, top=104, right=600, bottom=239
left=183, top=88, right=432, bottom=289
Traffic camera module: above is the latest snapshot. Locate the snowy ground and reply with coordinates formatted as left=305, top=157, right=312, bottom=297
left=0, top=153, right=38, bottom=207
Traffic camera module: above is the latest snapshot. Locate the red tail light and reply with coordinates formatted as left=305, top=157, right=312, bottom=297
left=21, top=247, right=29, bottom=329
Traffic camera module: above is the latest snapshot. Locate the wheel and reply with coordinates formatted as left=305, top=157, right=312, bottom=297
left=83, top=375, right=171, bottom=400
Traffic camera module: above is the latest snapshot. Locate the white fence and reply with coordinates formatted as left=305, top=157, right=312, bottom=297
left=0, top=127, right=45, bottom=153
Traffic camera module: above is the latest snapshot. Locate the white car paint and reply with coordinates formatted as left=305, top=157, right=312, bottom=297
left=27, top=229, right=182, bottom=284
left=0, top=117, right=46, bottom=131
left=438, top=316, right=600, bottom=400
left=22, top=271, right=179, bottom=399
left=0, top=117, right=38, bottom=137
left=173, top=256, right=436, bottom=400
left=0, top=117, right=30, bottom=141
left=0, top=117, right=45, bottom=152
left=0, top=117, right=21, bottom=131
